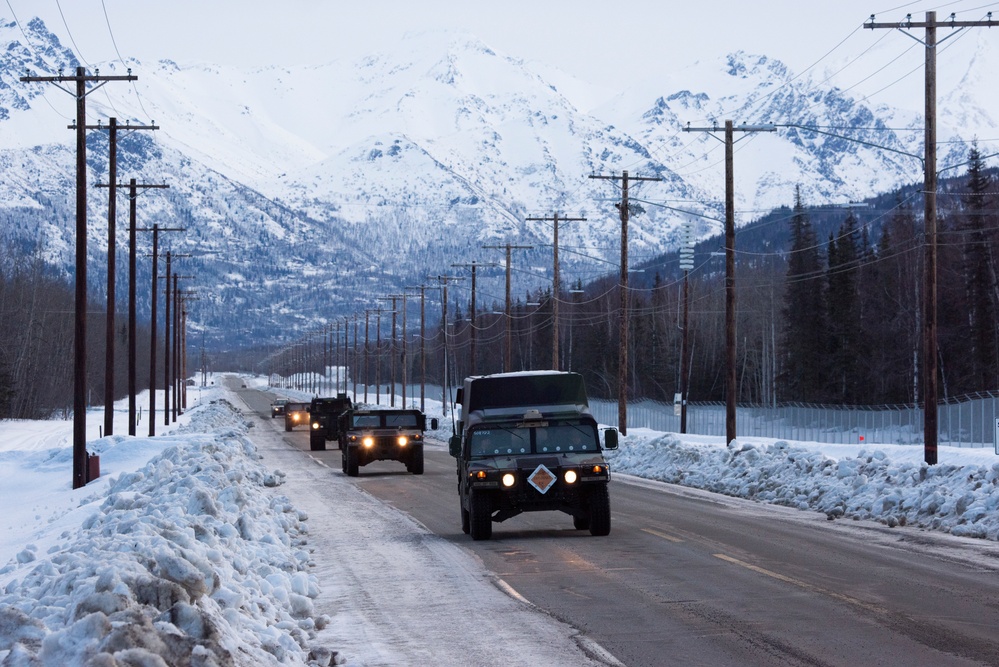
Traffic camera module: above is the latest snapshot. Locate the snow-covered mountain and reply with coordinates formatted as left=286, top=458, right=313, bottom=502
left=1, top=16, right=996, bottom=348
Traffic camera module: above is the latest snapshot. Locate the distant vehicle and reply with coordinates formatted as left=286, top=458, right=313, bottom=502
left=339, top=408, right=438, bottom=476
left=448, top=371, right=618, bottom=540
left=270, top=398, right=289, bottom=419
left=284, top=402, right=310, bottom=432
left=309, top=394, right=354, bottom=451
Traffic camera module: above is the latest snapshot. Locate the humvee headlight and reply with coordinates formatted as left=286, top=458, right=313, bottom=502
left=362, top=436, right=375, bottom=448
left=312, top=422, right=320, bottom=429
left=501, top=473, right=516, bottom=487
left=397, top=436, right=408, bottom=446
left=563, top=470, right=578, bottom=484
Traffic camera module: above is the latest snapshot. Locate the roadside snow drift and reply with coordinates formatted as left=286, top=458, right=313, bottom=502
left=0, top=399, right=334, bottom=666
left=608, top=433, right=999, bottom=540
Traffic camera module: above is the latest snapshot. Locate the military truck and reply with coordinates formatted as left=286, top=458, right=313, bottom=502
left=284, top=402, right=310, bottom=432
left=339, top=408, right=437, bottom=477
left=447, top=371, right=618, bottom=540
left=309, top=393, right=353, bottom=451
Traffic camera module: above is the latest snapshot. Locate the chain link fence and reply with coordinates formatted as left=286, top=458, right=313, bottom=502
left=590, top=391, right=999, bottom=448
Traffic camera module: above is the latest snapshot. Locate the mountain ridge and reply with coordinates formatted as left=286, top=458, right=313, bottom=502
left=1, top=16, right=995, bottom=349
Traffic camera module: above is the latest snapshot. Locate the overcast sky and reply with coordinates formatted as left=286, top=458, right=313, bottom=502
left=12, top=0, right=998, bottom=91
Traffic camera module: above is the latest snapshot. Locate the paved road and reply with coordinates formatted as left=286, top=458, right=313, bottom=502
left=239, top=386, right=999, bottom=667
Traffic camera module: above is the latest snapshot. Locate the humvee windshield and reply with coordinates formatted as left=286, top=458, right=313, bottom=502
left=469, top=423, right=599, bottom=457
left=351, top=414, right=381, bottom=428
left=385, top=413, right=419, bottom=427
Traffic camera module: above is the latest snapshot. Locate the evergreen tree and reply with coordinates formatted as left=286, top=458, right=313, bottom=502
left=826, top=211, right=864, bottom=402
left=780, top=186, right=828, bottom=401
left=959, top=142, right=998, bottom=390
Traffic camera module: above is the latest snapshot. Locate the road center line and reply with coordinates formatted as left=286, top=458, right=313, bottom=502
left=641, top=527, right=684, bottom=543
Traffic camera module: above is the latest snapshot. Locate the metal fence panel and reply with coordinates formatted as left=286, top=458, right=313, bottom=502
left=590, top=394, right=999, bottom=448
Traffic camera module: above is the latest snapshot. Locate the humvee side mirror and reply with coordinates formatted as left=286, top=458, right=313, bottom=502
left=430, top=418, right=439, bottom=430
left=448, top=435, right=462, bottom=457
left=603, top=428, right=619, bottom=450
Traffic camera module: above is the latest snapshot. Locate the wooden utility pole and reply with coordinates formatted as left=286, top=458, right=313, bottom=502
left=866, top=10, right=996, bottom=465
left=96, top=177, right=167, bottom=435
left=364, top=310, right=372, bottom=404
left=407, top=285, right=430, bottom=412
left=428, top=275, right=465, bottom=415
left=589, top=171, right=661, bottom=436
left=682, top=122, right=774, bottom=444
left=92, top=120, right=159, bottom=436
left=20, top=66, right=137, bottom=488
left=179, top=291, right=198, bottom=411
left=526, top=213, right=586, bottom=370
left=352, top=315, right=359, bottom=402
left=379, top=296, right=404, bottom=406
left=483, top=244, right=533, bottom=372
left=679, top=220, right=695, bottom=433
left=451, top=262, right=499, bottom=376
left=140, top=224, right=182, bottom=436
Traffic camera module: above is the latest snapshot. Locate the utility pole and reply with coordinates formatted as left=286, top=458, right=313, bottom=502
left=682, top=122, right=774, bottom=444
left=352, top=315, right=359, bottom=402
left=379, top=296, right=404, bottom=406
left=483, top=244, right=533, bottom=372
left=589, top=171, right=661, bottom=436
left=162, top=257, right=191, bottom=426
left=374, top=309, right=384, bottom=405
left=179, top=291, right=198, bottom=411
left=143, top=225, right=182, bottom=436
left=92, top=119, right=159, bottom=437
left=164, top=252, right=172, bottom=427
left=96, top=177, right=167, bottom=435
left=399, top=295, right=408, bottom=407
left=526, top=213, right=586, bottom=370
left=20, top=66, right=137, bottom=489
left=407, top=285, right=430, bottom=412
left=451, top=262, right=498, bottom=376
left=679, top=220, right=695, bottom=434
left=428, top=275, right=465, bottom=415
left=866, top=10, right=996, bottom=465
left=364, top=310, right=372, bottom=404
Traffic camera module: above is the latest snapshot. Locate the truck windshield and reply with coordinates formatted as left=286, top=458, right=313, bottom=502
left=470, top=428, right=531, bottom=456
left=385, top=414, right=419, bottom=427
left=469, top=423, right=599, bottom=457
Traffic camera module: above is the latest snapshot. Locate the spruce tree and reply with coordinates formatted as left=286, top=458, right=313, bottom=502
left=780, top=186, right=828, bottom=401
left=959, top=142, right=998, bottom=389
left=826, top=211, right=864, bottom=402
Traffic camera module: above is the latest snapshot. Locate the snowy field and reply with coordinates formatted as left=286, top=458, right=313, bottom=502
left=2, top=375, right=999, bottom=665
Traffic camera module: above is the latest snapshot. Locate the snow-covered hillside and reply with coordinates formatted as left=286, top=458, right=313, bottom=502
left=1, top=15, right=997, bottom=345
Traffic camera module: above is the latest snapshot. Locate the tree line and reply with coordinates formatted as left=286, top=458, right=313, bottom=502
left=0, top=249, right=156, bottom=419
left=428, top=146, right=998, bottom=407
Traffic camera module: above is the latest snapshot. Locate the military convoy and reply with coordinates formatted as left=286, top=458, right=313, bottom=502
left=309, top=394, right=354, bottom=451
left=339, top=408, right=437, bottom=477
left=447, top=371, right=618, bottom=540
left=270, top=371, right=616, bottom=542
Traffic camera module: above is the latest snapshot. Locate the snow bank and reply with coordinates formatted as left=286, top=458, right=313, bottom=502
left=0, top=399, right=335, bottom=666
left=607, top=433, right=999, bottom=540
